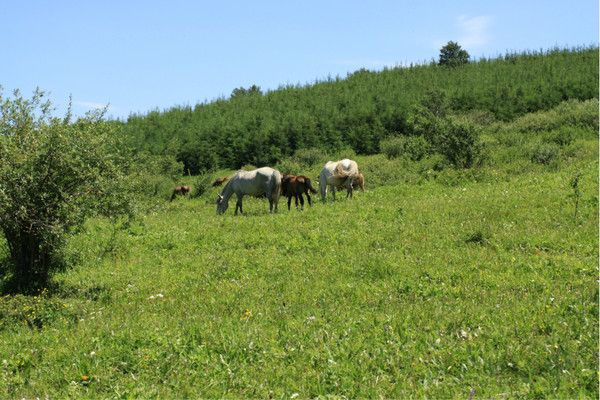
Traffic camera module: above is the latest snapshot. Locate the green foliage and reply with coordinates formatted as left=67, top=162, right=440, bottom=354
left=120, top=47, right=599, bottom=172
left=529, top=142, right=560, bottom=165
left=432, top=117, right=485, bottom=168
left=292, top=147, right=327, bottom=167
left=406, top=92, right=485, bottom=168
left=380, top=135, right=430, bottom=161
left=0, top=289, right=78, bottom=330
left=191, top=173, right=214, bottom=198
left=438, top=41, right=470, bottom=67
left=0, top=89, right=136, bottom=292
left=0, top=136, right=596, bottom=397
left=508, top=98, right=599, bottom=133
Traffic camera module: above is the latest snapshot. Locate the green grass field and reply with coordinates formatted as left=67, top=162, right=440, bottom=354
left=0, top=101, right=598, bottom=398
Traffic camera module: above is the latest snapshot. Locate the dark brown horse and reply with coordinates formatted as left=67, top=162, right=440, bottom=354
left=281, top=174, right=318, bottom=210
left=212, top=177, right=229, bottom=187
left=170, top=185, right=191, bottom=201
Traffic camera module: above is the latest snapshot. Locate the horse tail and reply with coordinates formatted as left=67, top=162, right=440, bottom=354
left=305, top=178, right=317, bottom=194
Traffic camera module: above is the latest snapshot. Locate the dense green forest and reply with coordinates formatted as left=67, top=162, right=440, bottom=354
left=121, top=47, right=598, bottom=174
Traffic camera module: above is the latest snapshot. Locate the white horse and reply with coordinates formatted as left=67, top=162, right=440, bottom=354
left=319, top=159, right=361, bottom=202
left=216, top=167, right=281, bottom=215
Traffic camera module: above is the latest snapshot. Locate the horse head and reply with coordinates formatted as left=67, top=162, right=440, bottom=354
left=216, top=193, right=228, bottom=214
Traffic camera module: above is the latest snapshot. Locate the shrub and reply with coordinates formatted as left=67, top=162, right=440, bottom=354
left=510, top=99, right=599, bottom=133
left=191, top=173, right=214, bottom=198
left=426, top=117, right=485, bottom=168
left=275, top=158, right=304, bottom=175
left=380, top=135, right=430, bottom=161
left=547, top=126, right=575, bottom=146
left=0, top=89, right=135, bottom=293
left=293, top=147, right=327, bottom=167
left=530, top=142, right=560, bottom=165
left=419, top=153, right=449, bottom=172
left=326, top=147, right=357, bottom=162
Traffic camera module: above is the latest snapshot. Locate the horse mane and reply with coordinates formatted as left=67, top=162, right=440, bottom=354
left=218, top=174, right=236, bottom=200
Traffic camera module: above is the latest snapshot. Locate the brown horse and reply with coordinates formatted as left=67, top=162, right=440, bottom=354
left=170, top=185, right=191, bottom=201
left=281, top=174, right=318, bottom=210
left=212, top=177, right=229, bottom=187
left=336, top=172, right=365, bottom=193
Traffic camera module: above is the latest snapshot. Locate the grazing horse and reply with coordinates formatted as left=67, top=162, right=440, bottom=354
left=336, top=172, right=365, bottom=192
left=319, top=159, right=361, bottom=202
left=281, top=174, right=318, bottom=210
left=216, top=167, right=281, bottom=215
left=170, top=185, right=191, bottom=201
left=212, top=176, right=229, bottom=187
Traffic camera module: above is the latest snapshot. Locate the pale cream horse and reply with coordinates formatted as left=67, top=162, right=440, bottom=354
left=319, top=159, right=362, bottom=202
left=216, top=167, right=281, bottom=215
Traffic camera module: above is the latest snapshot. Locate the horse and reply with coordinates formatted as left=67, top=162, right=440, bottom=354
left=336, top=172, right=365, bottom=192
left=212, top=176, right=229, bottom=187
left=281, top=174, right=318, bottom=210
left=170, top=185, right=191, bottom=201
left=216, top=167, right=281, bottom=215
left=319, top=159, right=361, bottom=202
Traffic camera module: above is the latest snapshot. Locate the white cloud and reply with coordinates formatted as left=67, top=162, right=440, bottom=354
left=456, top=15, right=491, bottom=48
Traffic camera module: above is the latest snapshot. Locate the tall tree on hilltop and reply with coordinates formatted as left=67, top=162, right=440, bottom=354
left=439, top=41, right=470, bottom=67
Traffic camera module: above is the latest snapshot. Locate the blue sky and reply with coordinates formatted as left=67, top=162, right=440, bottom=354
left=1, top=1, right=597, bottom=119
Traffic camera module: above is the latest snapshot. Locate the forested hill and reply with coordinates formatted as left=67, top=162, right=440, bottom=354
left=121, top=47, right=598, bottom=174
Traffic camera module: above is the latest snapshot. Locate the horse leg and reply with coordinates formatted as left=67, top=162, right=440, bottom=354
left=287, top=195, right=292, bottom=211
left=319, top=175, right=327, bottom=203
left=331, top=185, right=336, bottom=201
left=306, top=191, right=312, bottom=207
left=346, top=178, right=353, bottom=199
left=235, top=194, right=243, bottom=215
left=299, top=193, right=304, bottom=210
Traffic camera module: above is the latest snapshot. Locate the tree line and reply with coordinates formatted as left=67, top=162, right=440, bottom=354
left=120, top=46, right=598, bottom=174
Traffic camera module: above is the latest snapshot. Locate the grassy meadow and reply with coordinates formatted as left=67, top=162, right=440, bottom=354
left=0, top=100, right=598, bottom=398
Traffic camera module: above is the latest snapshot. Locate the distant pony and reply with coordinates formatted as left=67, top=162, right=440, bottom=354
left=319, top=159, right=361, bottom=202
left=170, top=185, right=191, bottom=201
left=212, top=176, right=229, bottom=187
left=281, top=174, right=318, bottom=210
left=216, top=167, right=281, bottom=215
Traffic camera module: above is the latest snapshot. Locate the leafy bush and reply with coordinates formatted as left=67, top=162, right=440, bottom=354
left=0, top=89, right=136, bottom=292
left=439, top=117, right=485, bottom=168
left=326, top=147, right=357, bottom=162
left=530, top=142, right=560, bottom=165
left=380, top=135, right=430, bottom=161
left=546, top=126, right=575, bottom=146
left=418, top=153, right=449, bottom=172
left=409, top=97, right=485, bottom=169
left=293, top=147, right=327, bottom=167
left=191, top=174, right=214, bottom=198
left=275, top=158, right=305, bottom=175
left=510, top=99, right=599, bottom=133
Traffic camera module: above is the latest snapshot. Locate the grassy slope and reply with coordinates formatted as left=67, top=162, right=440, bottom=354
left=0, top=135, right=597, bottom=398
